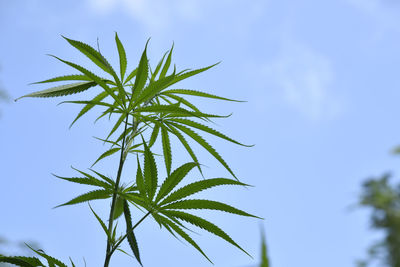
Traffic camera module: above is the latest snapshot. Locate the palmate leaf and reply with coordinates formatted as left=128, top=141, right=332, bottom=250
left=0, top=256, right=44, bottom=267
left=69, top=90, right=109, bottom=128
left=15, top=81, right=97, bottom=101
left=123, top=200, right=142, bottom=266
left=160, top=178, right=248, bottom=205
left=161, top=199, right=260, bottom=219
left=155, top=162, right=198, bottom=203
left=55, top=189, right=111, bottom=208
left=48, top=55, right=123, bottom=107
left=167, top=121, right=237, bottom=179
left=162, top=210, right=250, bottom=256
left=153, top=214, right=212, bottom=263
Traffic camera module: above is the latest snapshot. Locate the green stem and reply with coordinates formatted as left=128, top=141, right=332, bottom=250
left=103, top=114, right=129, bottom=267
left=109, top=210, right=152, bottom=256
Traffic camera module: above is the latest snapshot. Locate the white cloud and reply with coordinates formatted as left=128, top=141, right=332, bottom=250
left=86, top=0, right=267, bottom=33
left=86, top=0, right=203, bottom=32
left=262, top=40, right=342, bottom=121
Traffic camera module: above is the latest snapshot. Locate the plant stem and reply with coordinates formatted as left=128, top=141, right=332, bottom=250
left=104, top=114, right=130, bottom=267
left=109, top=210, right=152, bottom=256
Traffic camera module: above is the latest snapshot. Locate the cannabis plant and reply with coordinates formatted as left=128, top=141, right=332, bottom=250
left=0, top=34, right=259, bottom=267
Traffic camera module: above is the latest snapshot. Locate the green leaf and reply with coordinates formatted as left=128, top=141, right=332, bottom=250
left=163, top=210, right=250, bottom=256
left=115, top=32, right=127, bottom=81
left=143, top=138, right=158, bottom=200
left=87, top=168, right=115, bottom=186
left=260, top=227, right=270, bottom=267
left=113, top=196, right=125, bottom=220
left=170, top=118, right=253, bottom=147
left=132, top=40, right=149, bottom=98
left=89, top=204, right=110, bottom=239
left=150, top=51, right=168, bottom=83
left=55, top=189, right=111, bottom=208
left=165, top=124, right=202, bottom=176
left=48, top=55, right=123, bottom=107
left=162, top=89, right=244, bottom=102
left=69, top=90, right=108, bottom=128
left=123, top=200, right=142, bottom=266
left=154, top=214, right=212, bottom=263
left=132, top=104, right=200, bottom=117
left=16, top=81, right=97, bottom=101
left=161, top=126, right=172, bottom=175
left=168, top=121, right=237, bottom=179
left=105, top=112, right=128, bottom=141
left=52, top=174, right=111, bottom=190
left=63, top=36, right=113, bottom=74
left=149, top=124, right=160, bottom=147
left=135, top=156, right=146, bottom=198
left=32, top=74, right=92, bottom=84
left=161, top=178, right=247, bottom=205
left=60, top=100, right=117, bottom=110
left=160, top=44, right=173, bottom=79
left=92, top=147, right=121, bottom=167
left=156, top=162, right=198, bottom=203
left=161, top=93, right=202, bottom=113
left=124, top=68, right=137, bottom=84
left=0, top=256, right=43, bottom=267
left=28, top=245, right=68, bottom=267
left=162, top=199, right=260, bottom=218
left=168, top=63, right=219, bottom=86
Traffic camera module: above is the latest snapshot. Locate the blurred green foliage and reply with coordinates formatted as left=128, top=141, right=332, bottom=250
left=358, top=174, right=400, bottom=267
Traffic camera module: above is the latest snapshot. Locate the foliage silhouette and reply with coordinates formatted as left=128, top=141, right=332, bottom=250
left=1, top=34, right=258, bottom=266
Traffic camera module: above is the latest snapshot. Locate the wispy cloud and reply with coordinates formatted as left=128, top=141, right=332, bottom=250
left=86, top=0, right=267, bottom=34
left=261, top=40, right=342, bottom=121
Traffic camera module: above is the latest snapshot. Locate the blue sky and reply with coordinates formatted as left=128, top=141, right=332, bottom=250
left=1, top=0, right=400, bottom=266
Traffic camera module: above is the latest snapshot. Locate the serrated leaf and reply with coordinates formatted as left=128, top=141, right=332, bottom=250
left=162, top=89, right=244, bottom=102
left=105, top=112, right=128, bottom=141
left=69, top=90, right=108, bottom=128
left=53, top=174, right=111, bottom=190
left=162, top=199, right=260, bottom=218
left=135, top=156, right=146, bottom=198
left=168, top=121, right=237, bottom=179
left=150, top=51, right=168, bottom=83
left=132, top=40, right=149, bottom=99
left=87, top=168, right=115, bottom=186
left=154, top=214, right=212, bottom=263
left=55, top=189, right=111, bottom=208
left=32, top=74, right=92, bottom=84
left=161, top=178, right=247, bottom=205
left=165, top=124, right=202, bottom=176
left=89, top=204, right=110, bottom=239
left=161, top=126, right=172, bottom=175
left=162, top=210, right=250, bottom=256
left=27, top=245, right=68, bottom=267
left=92, top=147, right=121, bottom=167
left=149, top=124, right=160, bottom=147
left=156, top=162, right=198, bottom=203
left=161, top=93, right=202, bottom=113
left=124, top=68, right=137, bottom=84
left=143, top=138, right=158, bottom=200
left=170, top=118, right=252, bottom=147
left=113, top=196, right=124, bottom=220
left=48, top=55, right=122, bottom=107
left=0, top=256, right=43, bottom=267
left=123, top=200, right=142, bottom=266
left=16, top=81, right=97, bottom=101
left=168, top=63, right=219, bottom=87
left=115, top=32, right=127, bottom=81
left=160, top=44, right=173, bottom=79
